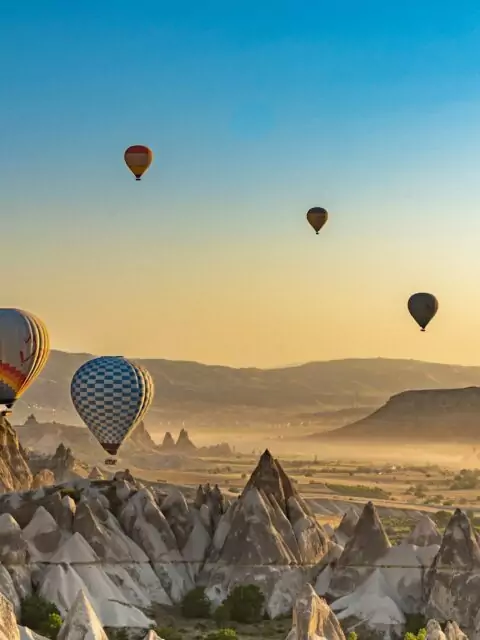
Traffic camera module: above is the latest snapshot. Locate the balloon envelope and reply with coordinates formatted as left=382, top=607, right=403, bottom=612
left=407, top=293, right=439, bottom=331
left=306, top=207, right=328, bottom=234
left=0, top=309, right=50, bottom=408
left=70, top=356, right=154, bottom=456
left=124, top=145, right=153, bottom=180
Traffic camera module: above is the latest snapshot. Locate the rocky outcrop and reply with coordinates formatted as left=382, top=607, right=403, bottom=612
left=194, top=483, right=225, bottom=529
left=0, top=591, right=19, bottom=640
left=331, top=568, right=405, bottom=636
left=175, top=428, right=196, bottom=453
left=407, top=515, right=442, bottom=547
left=202, top=449, right=331, bottom=617
left=425, top=509, right=480, bottom=633
left=124, top=421, right=158, bottom=453
left=161, top=432, right=176, bottom=450
left=159, top=429, right=232, bottom=457
left=328, top=501, right=391, bottom=599
left=334, top=507, right=359, bottom=546
left=443, top=620, right=468, bottom=640
left=27, top=443, right=83, bottom=484
left=57, top=589, right=108, bottom=639
left=286, top=583, right=345, bottom=640
left=424, top=619, right=468, bottom=640
left=0, top=417, right=32, bottom=492
left=88, top=467, right=104, bottom=481
left=31, top=470, right=55, bottom=489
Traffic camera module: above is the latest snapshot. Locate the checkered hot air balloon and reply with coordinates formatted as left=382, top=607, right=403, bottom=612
left=124, top=145, right=153, bottom=181
left=70, top=356, right=154, bottom=461
left=0, top=309, right=50, bottom=411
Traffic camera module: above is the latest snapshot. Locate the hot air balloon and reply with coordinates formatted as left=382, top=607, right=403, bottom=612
left=70, top=356, right=154, bottom=464
left=124, top=145, right=153, bottom=181
left=306, top=207, right=328, bottom=235
left=407, top=293, right=439, bottom=332
left=0, top=309, right=50, bottom=413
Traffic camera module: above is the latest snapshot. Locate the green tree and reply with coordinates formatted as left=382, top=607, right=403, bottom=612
left=223, top=584, right=265, bottom=624
left=181, top=587, right=212, bottom=619
left=20, top=595, right=63, bottom=639
left=347, top=632, right=358, bottom=640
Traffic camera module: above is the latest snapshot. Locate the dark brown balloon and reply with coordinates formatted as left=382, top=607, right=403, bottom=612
left=306, top=207, right=328, bottom=235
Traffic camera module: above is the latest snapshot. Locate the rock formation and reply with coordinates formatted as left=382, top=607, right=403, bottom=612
left=161, top=432, right=176, bottom=450
left=0, top=450, right=477, bottom=636
left=159, top=429, right=232, bottom=457
left=194, top=483, right=225, bottom=529
left=0, top=592, right=19, bottom=640
left=0, top=416, right=32, bottom=493
left=88, top=467, right=104, bottom=481
left=425, top=509, right=480, bottom=633
left=31, top=470, right=55, bottom=490
left=334, top=507, right=359, bottom=546
left=407, top=515, right=442, bottom=547
left=328, top=501, right=391, bottom=599
left=123, top=421, right=158, bottom=453
left=286, top=583, right=345, bottom=640
left=175, top=428, right=196, bottom=453
left=57, top=589, right=108, bottom=639
left=202, top=449, right=331, bottom=617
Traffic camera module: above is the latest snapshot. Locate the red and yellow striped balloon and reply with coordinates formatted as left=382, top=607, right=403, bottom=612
left=124, top=145, right=153, bottom=181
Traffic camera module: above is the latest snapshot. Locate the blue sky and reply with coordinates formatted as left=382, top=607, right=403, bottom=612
left=2, top=1, right=480, bottom=365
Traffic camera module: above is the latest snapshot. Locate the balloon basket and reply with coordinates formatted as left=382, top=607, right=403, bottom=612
left=105, top=458, right=117, bottom=466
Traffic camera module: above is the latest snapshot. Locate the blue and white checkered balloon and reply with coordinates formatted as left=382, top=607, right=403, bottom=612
left=70, top=356, right=154, bottom=456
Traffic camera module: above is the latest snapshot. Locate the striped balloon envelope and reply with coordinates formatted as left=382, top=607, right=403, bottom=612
left=124, top=145, right=153, bottom=181
left=0, top=309, right=50, bottom=410
left=70, top=356, right=154, bottom=458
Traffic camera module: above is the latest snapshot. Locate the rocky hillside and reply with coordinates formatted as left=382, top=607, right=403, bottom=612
left=320, top=386, right=480, bottom=443
left=0, top=449, right=476, bottom=636
left=16, top=351, right=480, bottom=426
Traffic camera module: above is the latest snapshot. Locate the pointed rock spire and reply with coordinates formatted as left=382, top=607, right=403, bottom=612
left=57, top=589, right=108, bottom=639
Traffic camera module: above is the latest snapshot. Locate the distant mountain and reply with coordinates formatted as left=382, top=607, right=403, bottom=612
left=317, top=386, right=480, bottom=443
left=15, top=350, right=480, bottom=427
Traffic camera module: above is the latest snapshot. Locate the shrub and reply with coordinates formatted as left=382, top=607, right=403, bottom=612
left=206, top=630, right=238, bottom=640
left=20, top=595, right=63, bottom=639
left=404, top=631, right=426, bottom=640
left=404, top=613, right=427, bottom=635
left=151, top=627, right=182, bottom=640
left=181, top=587, right=212, bottom=619
left=106, top=631, right=129, bottom=640
left=214, top=604, right=230, bottom=627
left=347, top=632, right=358, bottom=640
left=223, top=584, right=265, bottom=624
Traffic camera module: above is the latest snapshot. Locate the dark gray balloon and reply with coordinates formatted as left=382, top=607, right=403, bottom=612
left=408, top=293, right=439, bottom=331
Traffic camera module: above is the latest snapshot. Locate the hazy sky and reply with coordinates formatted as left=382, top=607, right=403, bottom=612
left=2, top=1, right=480, bottom=367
